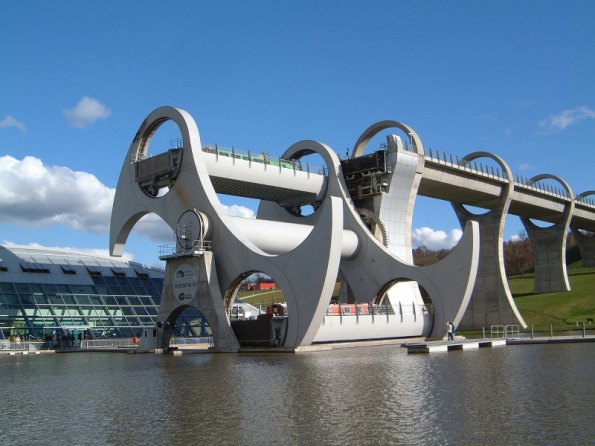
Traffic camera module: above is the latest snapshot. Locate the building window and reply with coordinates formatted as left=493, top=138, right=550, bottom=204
left=86, top=267, right=102, bottom=277
left=20, top=262, right=50, bottom=274
left=135, top=270, right=150, bottom=280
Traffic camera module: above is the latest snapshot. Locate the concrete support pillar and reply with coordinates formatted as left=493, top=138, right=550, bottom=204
left=572, top=192, right=595, bottom=268
left=453, top=206, right=526, bottom=330
left=520, top=174, right=574, bottom=294
left=155, top=252, right=240, bottom=353
left=452, top=152, right=526, bottom=330
left=522, top=220, right=571, bottom=293
left=571, top=228, right=595, bottom=268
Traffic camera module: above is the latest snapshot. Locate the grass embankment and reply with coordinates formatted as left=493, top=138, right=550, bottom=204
left=238, top=289, right=285, bottom=309
left=238, top=281, right=341, bottom=309
left=509, top=269, right=595, bottom=332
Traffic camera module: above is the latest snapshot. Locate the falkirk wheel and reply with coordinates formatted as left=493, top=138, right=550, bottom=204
left=110, top=106, right=480, bottom=352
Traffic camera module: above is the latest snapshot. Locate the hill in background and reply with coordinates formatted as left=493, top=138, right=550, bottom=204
left=509, top=263, right=595, bottom=333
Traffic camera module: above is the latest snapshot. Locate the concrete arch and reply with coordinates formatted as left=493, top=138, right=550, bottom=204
left=222, top=270, right=260, bottom=309
left=155, top=304, right=190, bottom=350
left=459, top=151, right=512, bottom=178
left=454, top=151, right=514, bottom=217
left=111, top=106, right=284, bottom=264
left=110, top=106, right=226, bottom=257
left=576, top=190, right=595, bottom=201
left=257, top=139, right=351, bottom=227
left=352, top=119, right=425, bottom=159
left=521, top=173, right=575, bottom=228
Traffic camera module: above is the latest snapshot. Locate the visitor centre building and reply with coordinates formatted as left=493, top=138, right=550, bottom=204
left=0, top=245, right=208, bottom=341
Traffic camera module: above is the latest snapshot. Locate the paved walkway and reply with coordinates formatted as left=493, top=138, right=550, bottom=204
left=506, top=334, right=595, bottom=345
left=4, top=335, right=594, bottom=356
left=404, top=334, right=595, bottom=354
left=404, top=338, right=507, bottom=354
left=0, top=349, right=56, bottom=356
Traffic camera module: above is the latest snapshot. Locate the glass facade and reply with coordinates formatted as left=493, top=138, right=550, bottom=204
left=0, top=246, right=209, bottom=340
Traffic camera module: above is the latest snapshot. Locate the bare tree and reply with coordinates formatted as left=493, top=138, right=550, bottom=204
left=504, top=231, right=534, bottom=275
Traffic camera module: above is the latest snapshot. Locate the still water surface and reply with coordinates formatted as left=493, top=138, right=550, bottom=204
left=1, top=343, right=593, bottom=445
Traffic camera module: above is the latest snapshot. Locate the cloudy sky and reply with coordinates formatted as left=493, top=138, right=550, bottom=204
left=1, top=1, right=594, bottom=266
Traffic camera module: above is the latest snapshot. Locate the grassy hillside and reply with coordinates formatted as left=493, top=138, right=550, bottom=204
left=238, top=289, right=285, bottom=308
left=237, top=281, right=341, bottom=308
left=509, top=271, right=595, bottom=332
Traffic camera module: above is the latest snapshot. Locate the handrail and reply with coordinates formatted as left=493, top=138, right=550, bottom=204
left=202, top=144, right=327, bottom=176
left=159, top=240, right=213, bottom=258
left=170, top=336, right=213, bottom=347
left=424, top=147, right=576, bottom=201
left=0, top=341, right=51, bottom=351
left=81, top=339, right=136, bottom=349
left=490, top=325, right=505, bottom=339
left=505, top=325, right=520, bottom=340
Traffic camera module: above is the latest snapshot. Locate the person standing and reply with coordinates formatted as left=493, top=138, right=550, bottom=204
left=446, top=322, right=454, bottom=341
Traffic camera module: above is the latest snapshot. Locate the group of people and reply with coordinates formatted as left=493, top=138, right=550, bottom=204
left=44, top=331, right=82, bottom=347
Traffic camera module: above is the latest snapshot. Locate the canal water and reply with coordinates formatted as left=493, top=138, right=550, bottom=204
left=1, top=343, right=593, bottom=445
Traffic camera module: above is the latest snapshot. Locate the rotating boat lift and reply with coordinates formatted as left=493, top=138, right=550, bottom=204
left=110, top=106, right=480, bottom=352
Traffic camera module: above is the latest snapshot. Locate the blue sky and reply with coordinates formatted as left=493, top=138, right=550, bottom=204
left=1, top=1, right=594, bottom=266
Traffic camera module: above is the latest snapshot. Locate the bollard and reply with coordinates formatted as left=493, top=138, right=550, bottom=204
left=550, top=324, right=553, bottom=338
left=531, top=325, right=534, bottom=340
left=482, top=327, right=485, bottom=339
left=583, top=322, right=586, bottom=338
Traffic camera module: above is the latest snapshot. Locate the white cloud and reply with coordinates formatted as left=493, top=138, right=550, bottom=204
left=539, top=106, right=595, bottom=132
left=0, top=156, right=466, bottom=257
left=0, top=155, right=257, bottom=242
left=223, top=204, right=256, bottom=218
left=130, top=205, right=256, bottom=243
left=518, top=163, right=536, bottom=171
left=0, top=156, right=182, bottom=244
left=0, top=115, right=26, bottom=132
left=0, top=154, right=470, bottom=256
left=0, top=155, right=114, bottom=233
left=63, top=96, right=112, bottom=128
left=131, top=213, right=172, bottom=243
left=412, top=227, right=462, bottom=251
left=1, top=241, right=136, bottom=263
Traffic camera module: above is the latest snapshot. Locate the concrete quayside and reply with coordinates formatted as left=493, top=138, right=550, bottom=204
left=403, top=333, right=595, bottom=354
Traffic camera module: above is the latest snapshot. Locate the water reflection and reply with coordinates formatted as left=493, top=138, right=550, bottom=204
left=1, top=344, right=594, bottom=445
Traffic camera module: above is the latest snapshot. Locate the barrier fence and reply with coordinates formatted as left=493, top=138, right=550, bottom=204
left=1, top=336, right=214, bottom=352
